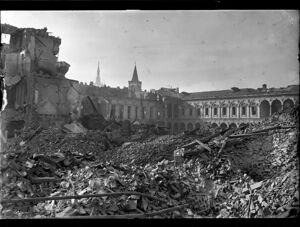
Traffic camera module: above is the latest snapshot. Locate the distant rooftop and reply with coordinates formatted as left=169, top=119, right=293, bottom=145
left=155, top=87, right=181, bottom=98
left=181, top=84, right=299, bottom=101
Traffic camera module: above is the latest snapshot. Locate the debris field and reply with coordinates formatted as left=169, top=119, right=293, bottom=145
left=0, top=107, right=299, bottom=218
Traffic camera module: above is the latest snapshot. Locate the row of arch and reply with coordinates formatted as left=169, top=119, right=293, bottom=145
left=197, top=98, right=295, bottom=118
left=161, top=98, right=296, bottom=133
left=260, top=98, right=294, bottom=118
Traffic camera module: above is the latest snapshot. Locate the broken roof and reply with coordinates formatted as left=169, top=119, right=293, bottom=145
left=1, top=23, right=61, bottom=44
left=155, top=88, right=182, bottom=99
left=1, top=23, right=19, bottom=34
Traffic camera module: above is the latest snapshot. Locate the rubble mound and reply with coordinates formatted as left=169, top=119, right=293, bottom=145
left=0, top=107, right=298, bottom=218
left=102, top=134, right=188, bottom=166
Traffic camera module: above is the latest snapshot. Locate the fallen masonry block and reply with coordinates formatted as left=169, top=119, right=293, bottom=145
left=174, top=148, right=185, bottom=164
left=63, top=122, right=87, bottom=133
left=174, top=139, right=212, bottom=161
left=242, top=181, right=263, bottom=193
left=250, top=181, right=263, bottom=190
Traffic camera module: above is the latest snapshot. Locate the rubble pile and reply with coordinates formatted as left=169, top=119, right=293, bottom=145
left=0, top=159, right=211, bottom=218
left=200, top=107, right=299, bottom=218
left=129, top=124, right=168, bottom=141
left=103, top=135, right=191, bottom=166
left=0, top=127, right=119, bottom=201
left=0, top=107, right=299, bottom=218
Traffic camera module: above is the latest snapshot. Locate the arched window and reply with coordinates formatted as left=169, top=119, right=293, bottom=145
left=232, top=107, right=236, bottom=116
left=222, top=107, right=227, bottom=116
left=205, top=108, right=209, bottom=116
left=251, top=106, right=257, bottom=116
left=241, top=106, right=246, bottom=116
left=213, top=108, right=218, bottom=116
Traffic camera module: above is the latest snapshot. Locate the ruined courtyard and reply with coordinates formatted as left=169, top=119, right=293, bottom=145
left=0, top=12, right=299, bottom=219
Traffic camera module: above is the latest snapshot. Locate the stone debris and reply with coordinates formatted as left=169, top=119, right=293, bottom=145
left=63, top=122, right=87, bottom=134
left=0, top=107, right=298, bottom=218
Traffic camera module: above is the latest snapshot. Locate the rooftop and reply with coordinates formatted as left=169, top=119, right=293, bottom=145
left=181, top=85, right=299, bottom=101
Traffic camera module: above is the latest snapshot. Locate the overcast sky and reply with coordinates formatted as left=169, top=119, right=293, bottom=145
left=1, top=10, right=299, bottom=92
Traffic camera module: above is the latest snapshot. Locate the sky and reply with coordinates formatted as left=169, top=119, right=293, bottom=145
left=1, top=10, right=299, bottom=93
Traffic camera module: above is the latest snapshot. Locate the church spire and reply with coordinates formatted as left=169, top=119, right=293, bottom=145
left=131, top=62, right=139, bottom=82
left=95, top=61, right=101, bottom=87
left=128, top=62, right=142, bottom=92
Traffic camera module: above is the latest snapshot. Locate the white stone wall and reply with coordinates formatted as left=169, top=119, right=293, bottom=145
left=185, top=95, right=298, bottom=128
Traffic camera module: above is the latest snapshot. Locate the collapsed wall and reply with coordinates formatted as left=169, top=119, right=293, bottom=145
left=1, top=24, right=76, bottom=136
left=2, top=24, right=70, bottom=82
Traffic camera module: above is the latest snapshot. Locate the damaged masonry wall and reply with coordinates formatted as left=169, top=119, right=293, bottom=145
left=76, top=84, right=167, bottom=124
left=2, top=24, right=70, bottom=82
left=0, top=24, right=76, bottom=136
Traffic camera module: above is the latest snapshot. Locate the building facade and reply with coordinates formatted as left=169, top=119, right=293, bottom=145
left=85, top=65, right=299, bottom=133
left=180, top=84, right=299, bottom=129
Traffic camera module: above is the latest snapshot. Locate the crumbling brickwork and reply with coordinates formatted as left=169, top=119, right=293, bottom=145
left=0, top=24, right=74, bottom=134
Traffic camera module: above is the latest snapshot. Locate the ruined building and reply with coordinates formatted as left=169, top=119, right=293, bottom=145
left=1, top=24, right=78, bottom=136
left=1, top=24, right=299, bottom=137
left=0, top=24, right=194, bottom=136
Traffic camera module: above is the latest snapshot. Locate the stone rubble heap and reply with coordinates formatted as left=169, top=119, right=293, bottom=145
left=0, top=107, right=298, bottom=218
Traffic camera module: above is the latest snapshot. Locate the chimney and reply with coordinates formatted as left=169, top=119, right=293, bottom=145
left=262, top=84, right=267, bottom=89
